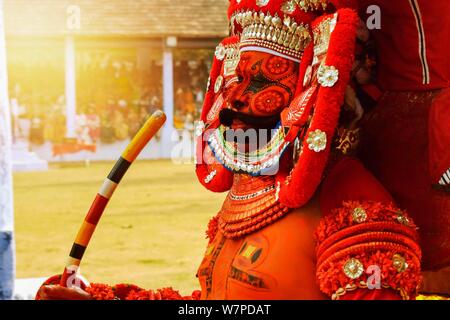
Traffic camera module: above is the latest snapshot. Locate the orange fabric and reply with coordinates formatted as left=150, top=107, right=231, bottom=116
left=320, top=157, right=393, bottom=216
left=198, top=193, right=327, bottom=300
left=197, top=158, right=405, bottom=300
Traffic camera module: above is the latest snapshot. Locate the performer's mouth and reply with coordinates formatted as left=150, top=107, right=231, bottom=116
left=219, top=108, right=280, bottom=130
left=230, top=119, right=249, bottom=130
left=219, top=109, right=280, bottom=151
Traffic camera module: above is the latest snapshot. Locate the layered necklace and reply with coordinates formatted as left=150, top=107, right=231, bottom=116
left=207, top=123, right=293, bottom=238
left=217, top=174, right=290, bottom=238
left=207, top=122, right=290, bottom=176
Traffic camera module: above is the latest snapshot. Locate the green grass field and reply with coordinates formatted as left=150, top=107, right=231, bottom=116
left=13, top=160, right=224, bottom=295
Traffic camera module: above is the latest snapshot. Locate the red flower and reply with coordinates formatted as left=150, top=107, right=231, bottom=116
left=112, top=283, right=144, bottom=300
left=206, top=215, right=219, bottom=243
left=86, top=283, right=115, bottom=300
left=87, top=283, right=202, bottom=300
left=126, top=289, right=158, bottom=300
left=191, top=290, right=202, bottom=300
left=157, top=287, right=183, bottom=300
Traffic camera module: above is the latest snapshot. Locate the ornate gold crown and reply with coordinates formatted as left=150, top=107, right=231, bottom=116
left=229, top=0, right=330, bottom=62
left=280, top=0, right=328, bottom=13
left=232, top=11, right=311, bottom=61
left=236, top=0, right=329, bottom=12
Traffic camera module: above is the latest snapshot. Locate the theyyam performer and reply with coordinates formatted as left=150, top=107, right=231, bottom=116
left=38, top=0, right=424, bottom=300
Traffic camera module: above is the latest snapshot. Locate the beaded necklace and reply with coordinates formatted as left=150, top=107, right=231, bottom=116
left=207, top=122, right=290, bottom=176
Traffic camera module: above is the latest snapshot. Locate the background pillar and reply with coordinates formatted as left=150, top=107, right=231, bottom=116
left=0, top=0, right=15, bottom=300
left=161, top=47, right=176, bottom=158
left=65, top=35, right=76, bottom=138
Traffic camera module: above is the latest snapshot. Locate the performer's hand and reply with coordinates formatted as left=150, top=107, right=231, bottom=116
left=356, top=19, right=370, bottom=42
left=352, top=19, right=375, bottom=85
left=37, top=285, right=93, bottom=300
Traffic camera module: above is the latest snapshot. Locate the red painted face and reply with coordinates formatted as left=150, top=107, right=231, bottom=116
left=226, top=51, right=299, bottom=119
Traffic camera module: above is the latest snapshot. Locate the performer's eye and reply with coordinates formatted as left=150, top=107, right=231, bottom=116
left=232, top=100, right=245, bottom=109
left=235, top=69, right=244, bottom=83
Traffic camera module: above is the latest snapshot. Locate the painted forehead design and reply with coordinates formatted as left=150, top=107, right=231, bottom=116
left=240, top=46, right=301, bottom=63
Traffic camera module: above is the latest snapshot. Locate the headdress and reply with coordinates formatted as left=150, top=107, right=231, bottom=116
left=196, top=0, right=359, bottom=209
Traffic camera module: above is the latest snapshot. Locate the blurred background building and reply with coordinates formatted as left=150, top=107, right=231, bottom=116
left=4, top=0, right=228, bottom=165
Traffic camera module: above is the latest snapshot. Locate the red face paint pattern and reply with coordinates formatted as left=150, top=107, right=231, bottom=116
left=227, top=51, right=299, bottom=118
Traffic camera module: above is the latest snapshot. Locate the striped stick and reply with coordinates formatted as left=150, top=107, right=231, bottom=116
left=59, top=110, right=166, bottom=287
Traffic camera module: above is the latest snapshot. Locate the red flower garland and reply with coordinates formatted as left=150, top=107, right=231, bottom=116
left=315, top=200, right=418, bottom=244
left=278, top=9, right=359, bottom=209
left=316, top=250, right=421, bottom=300
left=111, top=283, right=143, bottom=300
left=85, top=283, right=116, bottom=300
left=315, top=200, right=422, bottom=299
left=86, top=284, right=201, bottom=300
left=195, top=36, right=237, bottom=194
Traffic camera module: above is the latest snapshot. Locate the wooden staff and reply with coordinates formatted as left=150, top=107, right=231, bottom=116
left=59, top=110, right=166, bottom=287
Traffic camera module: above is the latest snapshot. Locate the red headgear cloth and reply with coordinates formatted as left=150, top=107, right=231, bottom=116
left=277, top=8, right=359, bottom=208
left=195, top=36, right=239, bottom=192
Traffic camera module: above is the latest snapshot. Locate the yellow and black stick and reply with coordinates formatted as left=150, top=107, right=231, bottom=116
left=59, top=110, right=166, bottom=287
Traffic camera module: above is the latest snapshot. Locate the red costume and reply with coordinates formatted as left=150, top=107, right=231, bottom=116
left=357, top=0, right=450, bottom=284
left=38, top=0, right=427, bottom=300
